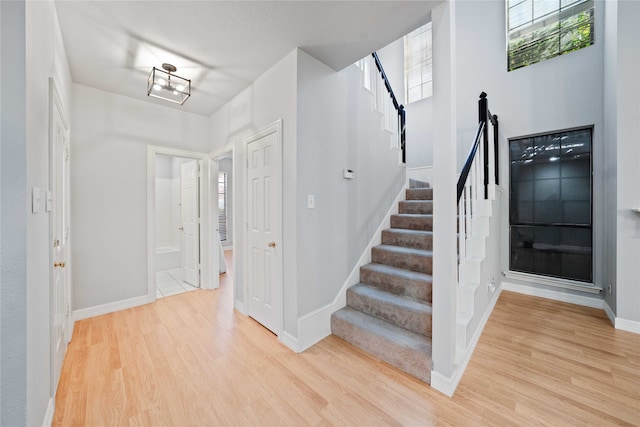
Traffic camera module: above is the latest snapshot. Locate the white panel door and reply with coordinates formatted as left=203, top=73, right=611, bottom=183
left=247, top=129, right=281, bottom=334
left=50, top=81, right=70, bottom=395
left=181, top=160, right=200, bottom=287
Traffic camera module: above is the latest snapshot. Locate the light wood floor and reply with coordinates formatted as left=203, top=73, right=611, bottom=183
left=54, top=252, right=640, bottom=426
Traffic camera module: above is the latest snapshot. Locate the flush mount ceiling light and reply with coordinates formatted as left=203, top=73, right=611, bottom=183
left=147, top=63, right=191, bottom=105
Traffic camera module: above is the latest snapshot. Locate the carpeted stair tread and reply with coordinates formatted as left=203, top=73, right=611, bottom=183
left=371, top=245, right=432, bottom=274
left=399, top=200, right=433, bottom=214
left=360, top=263, right=432, bottom=302
left=390, top=214, right=433, bottom=231
left=409, top=179, right=430, bottom=189
left=406, top=187, right=433, bottom=200
left=382, top=228, right=433, bottom=250
left=347, top=283, right=432, bottom=336
left=331, top=307, right=432, bottom=383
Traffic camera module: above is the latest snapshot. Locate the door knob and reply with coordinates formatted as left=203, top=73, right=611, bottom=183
left=268, top=241, right=276, bottom=248
left=54, top=262, right=65, bottom=268
left=178, top=227, right=184, bottom=231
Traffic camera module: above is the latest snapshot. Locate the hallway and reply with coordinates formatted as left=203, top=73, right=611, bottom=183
left=53, top=259, right=639, bottom=425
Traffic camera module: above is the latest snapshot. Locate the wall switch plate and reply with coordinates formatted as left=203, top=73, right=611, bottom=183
left=307, top=194, right=315, bottom=209
left=32, top=187, right=41, bottom=213
left=46, top=190, right=53, bottom=212
left=343, top=169, right=355, bottom=179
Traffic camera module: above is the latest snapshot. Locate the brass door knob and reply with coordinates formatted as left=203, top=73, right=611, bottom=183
left=54, top=262, right=65, bottom=268
left=268, top=241, right=276, bottom=248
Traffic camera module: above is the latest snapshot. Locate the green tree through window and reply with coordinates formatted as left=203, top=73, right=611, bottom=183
left=507, top=0, right=594, bottom=71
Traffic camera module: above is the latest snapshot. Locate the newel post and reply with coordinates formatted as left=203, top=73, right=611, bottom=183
left=479, top=92, right=489, bottom=199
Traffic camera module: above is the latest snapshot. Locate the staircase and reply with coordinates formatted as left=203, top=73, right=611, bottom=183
left=331, top=180, right=433, bottom=383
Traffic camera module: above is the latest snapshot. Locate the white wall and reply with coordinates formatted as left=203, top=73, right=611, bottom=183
left=296, top=49, right=406, bottom=316
left=450, top=1, right=606, bottom=302
left=209, top=49, right=298, bottom=334
left=72, top=85, right=210, bottom=310
left=24, top=0, right=73, bottom=424
left=155, top=155, right=174, bottom=248
left=604, top=0, right=640, bottom=324
left=0, top=0, right=28, bottom=424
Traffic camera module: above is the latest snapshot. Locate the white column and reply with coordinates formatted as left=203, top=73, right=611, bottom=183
left=431, top=0, right=458, bottom=385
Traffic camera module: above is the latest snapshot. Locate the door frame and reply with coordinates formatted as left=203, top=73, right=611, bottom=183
left=147, top=146, right=216, bottom=299
left=242, top=119, right=284, bottom=336
left=210, top=142, right=238, bottom=297
left=49, top=77, right=71, bottom=396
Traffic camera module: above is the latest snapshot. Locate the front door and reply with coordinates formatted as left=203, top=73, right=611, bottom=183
left=246, top=123, right=282, bottom=334
left=181, top=160, right=200, bottom=287
left=50, top=80, right=71, bottom=394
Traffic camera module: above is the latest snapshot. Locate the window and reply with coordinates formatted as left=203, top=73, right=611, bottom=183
left=509, top=127, right=592, bottom=283
left=507, top=0, right=594, bottom=71
left=404, top=22, right=432, bottom=103
left=218, top=172, right=227, bottom=241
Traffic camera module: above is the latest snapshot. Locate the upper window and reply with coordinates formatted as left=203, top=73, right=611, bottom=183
left=507, top=0, right=594, bottom=71
left=404, top=22, right=433, bottom=104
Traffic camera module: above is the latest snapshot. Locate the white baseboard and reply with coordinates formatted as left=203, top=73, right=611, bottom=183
left=279, top=330, right=299, bottom=352
left=615, top=317, right=640, bottom=334
left=431, top=287, right=502, bottom=397
left=72, top=295, right=153, bottom=321
left=293, top=181, right=409, bottom=353
left=42, top=397, right=54, bottom=427
left=234, top=300, right=246, bottom=315
left=502, top=281, right=604, bottom=309
left=604, top=301, right=616, bottom=326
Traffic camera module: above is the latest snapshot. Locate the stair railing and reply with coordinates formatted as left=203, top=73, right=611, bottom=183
left=456, top=92, right=499, bottom=263
left=371, top=52, right=406, bottom=164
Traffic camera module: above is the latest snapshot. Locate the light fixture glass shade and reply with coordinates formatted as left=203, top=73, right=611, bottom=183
left=147, top=66, right=191, bottom=105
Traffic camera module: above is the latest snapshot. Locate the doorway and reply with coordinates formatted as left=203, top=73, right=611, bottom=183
left=243, top=120, right=283, bottom=335
left=50, top=78, right=71, bottom=396
left=154, top=154, right=200, bottom=298
left=147, top=146, right=217, bottom=301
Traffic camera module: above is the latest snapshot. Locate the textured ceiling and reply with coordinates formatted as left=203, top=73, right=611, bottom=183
left=55, top=1, right=441, bottom=116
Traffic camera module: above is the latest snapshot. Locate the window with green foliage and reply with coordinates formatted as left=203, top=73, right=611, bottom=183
left=507, top=0, right=594, bottom=71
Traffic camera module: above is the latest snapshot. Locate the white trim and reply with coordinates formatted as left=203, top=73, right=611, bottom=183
left=242, top=120, right=283, bottom=337
left=502, top=281, right=604, bottom=309
left=72, top=295, right=153, bottom=321
left=147, top=146, right=213, bottom=305
left=407, top=165, right=433, bottom=185
left=41, top=397, right=54, bottom=427
left=615, top=318, right=640, bottom=334
left=604, top=301, right=616, bottom=326
left=279, top=331, right=298, bottom=352
left=294, top=181, right=409, bottom=352
left=603, top=301, right=640, bottom=334
left=234, top=300, right=246, bottom=315
left=431, top=287, right=502, bottom=397
left=503, top=270, right=602, bottom=294
left=209, top=141, right=240, bottom=315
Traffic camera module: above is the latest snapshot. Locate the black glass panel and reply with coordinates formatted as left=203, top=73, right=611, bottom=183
left=509, top=128, right=592, bottom=282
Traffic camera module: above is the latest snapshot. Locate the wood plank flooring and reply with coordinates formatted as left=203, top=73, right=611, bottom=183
left=53, top=252, right=640, bottom=426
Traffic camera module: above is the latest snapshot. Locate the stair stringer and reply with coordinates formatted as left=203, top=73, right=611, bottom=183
left=293, top=181, right=409, bottom=352
left=455, top=185, right=503, bottom=358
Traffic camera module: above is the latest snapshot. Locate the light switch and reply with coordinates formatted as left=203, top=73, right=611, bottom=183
left=307, top=194, right=315, bottom=209
left=32, top=187, right=41, bottom=213
left=46, top=190, right=53, bottom=212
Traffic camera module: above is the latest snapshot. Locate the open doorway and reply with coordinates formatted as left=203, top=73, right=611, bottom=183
left=147, top=146, right=217, bottom=301
left=154, top=154, right=200, bottom=298
left=211, top=144, right=236, bottom=305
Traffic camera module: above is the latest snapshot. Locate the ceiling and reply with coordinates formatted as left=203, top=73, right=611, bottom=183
left=55, top=1, right=441, bottom=117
